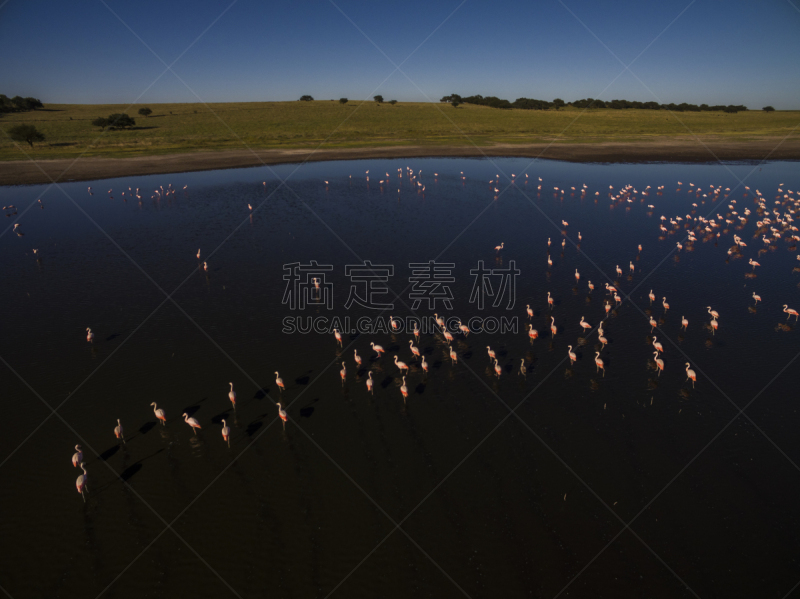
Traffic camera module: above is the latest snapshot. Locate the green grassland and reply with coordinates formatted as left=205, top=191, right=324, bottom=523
left=1, top=101, right=798, bottom=161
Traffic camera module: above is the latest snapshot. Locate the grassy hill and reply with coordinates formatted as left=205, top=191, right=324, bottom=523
left=1, top=100, right=798, bottom=161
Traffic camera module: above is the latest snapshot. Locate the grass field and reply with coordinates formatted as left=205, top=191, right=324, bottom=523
left=1, top=101, right=798, bottom=161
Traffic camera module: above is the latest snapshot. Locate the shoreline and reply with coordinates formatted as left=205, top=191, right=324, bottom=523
left=2, top=139, right=799, bottom=186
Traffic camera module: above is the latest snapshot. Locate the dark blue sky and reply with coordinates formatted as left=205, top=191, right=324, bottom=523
left=2, top=0, right=799, bottom=108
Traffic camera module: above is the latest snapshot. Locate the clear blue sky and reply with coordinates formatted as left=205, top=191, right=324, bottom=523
left=2, top=0, right=799, bottom=109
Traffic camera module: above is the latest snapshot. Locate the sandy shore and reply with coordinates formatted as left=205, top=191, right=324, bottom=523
left=2, top=139, right=799, bottom=186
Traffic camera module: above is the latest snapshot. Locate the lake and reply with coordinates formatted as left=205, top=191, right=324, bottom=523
left=1, top=157, right=799, bottom=599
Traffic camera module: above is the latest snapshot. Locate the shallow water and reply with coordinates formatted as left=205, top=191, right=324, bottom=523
left=1, top=157, right=799, bottom=599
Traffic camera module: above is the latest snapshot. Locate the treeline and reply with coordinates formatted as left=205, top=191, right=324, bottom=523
left=0, top=95, right=43, bottom=113
left=441, top=94, right=749, bottom=113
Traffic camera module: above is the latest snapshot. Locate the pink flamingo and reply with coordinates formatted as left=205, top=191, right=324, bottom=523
left=579, top=316, right=591, bottom=333
left=76, top=463, right=88, bottom=502
left=370, top=342, right=385, bottom=357
left=183, top=413, right=201, bottom=435
left=662, top=297, right=670, bottom=313
left=449, top=345, right=458, bottom=364
left=400, top=376, right=408, bottom=401
left=527, top=324, right=538, bottom=340
left=567, top=345, right=576, bottom=364
left=86, top=328, right=94, bottom=343
left=334, top=328, right=342, bottom=347
left=275, top=371, right=285, bottom=391
left=114, top=419, right=125, bottom=444
left=340, top=361, right=347, bottom=385
left=366, top=372, right=374, bottom=394
left=681, top=316, right=688, bottom=330
left=526, top=304, right=533, bottom=320
left=752, top=293, right=761, bottom=305
left=72, top=445, right=83, bottom=467
left=228, top=382, right=237, bottom=408
left=550, top=317, right=557, bottom=337
left=594, top=352, right=605, bottom=376
left=354, top=350, right=362, bottom=367
left=547, top=292, right=554, bottom=309
left=394, top=355, right=409, bottom=373
left=652, top=336, right=664, bottom=353
left=685, top=363, right=697, bottom=388
left=277, top=403, right=287, bottom=429
left=784, top=305, right=799, bottom=321
left=151, top=402, right=166, bottom=425
left=653, top=351, right=664, bottom=376
left=221, top=419, right=230, bottom=447
left=493, top=358, right=502, bottom=377
left=421, top=355, right=429, bottom=373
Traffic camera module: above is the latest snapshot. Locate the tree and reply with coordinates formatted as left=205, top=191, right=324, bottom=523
left=451, top=100, right=460, bottom=108
left=373, top=95, right=383, bottom=104
left=339, top=98, right=348, bottom=104
left=552, top=98, right=565, bottom=110
left=92, top=117, right=109, bottom=129
left=762, top=106, right=775, bottom=112
left=138, top=107, right=152, bottom=117
left=8, top=124, right=45, bottom=147
left=299, top=95, right=314, bottom=101
left=107, top=113, right=136, bottom=128
left=389, top=100, right=397, bottom=105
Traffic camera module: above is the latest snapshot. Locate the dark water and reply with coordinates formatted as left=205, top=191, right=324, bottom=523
left=1, top=158, right=799, bottom=599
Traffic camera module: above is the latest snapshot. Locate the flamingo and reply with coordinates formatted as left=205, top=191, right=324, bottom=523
left=526, top=304, right=533, bottom=320
left=183, top=413, right=201, bottom=435
left=681, top=316, right=688, bottom=330
left=275, top=371, right=285, bottom=391
left=413, top=323, right=421, bottom=341
left=203, top=261, right=208, bottom=272
left=547, top=291, right=554, bottom=308
left=567, top=345, right=576, bottom=364
left=652, top=336, right=664, bottom=353
left=629, top=261, right=635, bottom=273
left=340, top=361, right=347, bottom=384
left=579, top=316, right=591, bottom=333
left=196, top=248, right=201, bottom=260
left=486, top=346, right=496, bottom=361
left=449, top=345, right=458, bottom=364
left=749, top=259, right=760, bottom=271
left=151, top=402, right=167, bottom=425
left=605, top=283, right=617, bottom=294
left=86, top=328, right=94, bottom=343
left=614, top=292, right=622, bottom=305
left=457, top=320, right=470, bottom=336
left=685, top=363, right=697, bottom=388
left=550, top=317, right=557, bottom=337
left=710, top=317, right=719, bottom=334
left=495, top=242, right=504, bottom=253
left=616, top=265, right=623, bottom=277
left=276, top=403, right=287, bottom=429
left=527, top=324, right=538, bottom=340
left=574, top=269, right=580, bottom=282
left=707, top=306, right=719, bottom=320
left=400, top=376, right=408, bottom=401
left=597, top=325, right=607, bottom=349
left=114, top=419, right=125, bottom=443
left=547, top=255, right=553, bottom=267
left=649, top=290, right=655, bottom=304
left=228, top=382, right=237, bottom=407
left=76, top=463, right=88, bottom=502
left=354, top=349, right=362, bottom=367
left=72, top=445, right=83, bottom=467
left=752, top=292, right=761, bottom=305
left=588, top=281, right=595, bottom=291
left=662, top=297, right=670, bottom=313
left=370, top=342, right=385, bottom=357
left=221, top=419, right=230, bottom=447
left=605, top=301, right=612, bottom=316
left=334, top=328, right=342, bottom=347
left=434, top=313, right=445, bottom=328
left=394, top=355, right=409, bottom=373
left=784, top=305, right=799, bottom=321
left=653, top=351, right=664, bottom=376
left=594, top=352, right=605, bottom=376
left=389, top=316, right=399, bottom=332
left=366, top=372, right=374, bottom=394
left=649, top=315, right=657, bottom=332
left=442, top=327, right=454, bottom=343
left=494, top=358, right=503, bottom=378
left=421, top=355, right=429, bottom=373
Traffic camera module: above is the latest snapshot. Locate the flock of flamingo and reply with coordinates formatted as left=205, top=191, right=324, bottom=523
left=39, top=169, right=800, bottom=501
